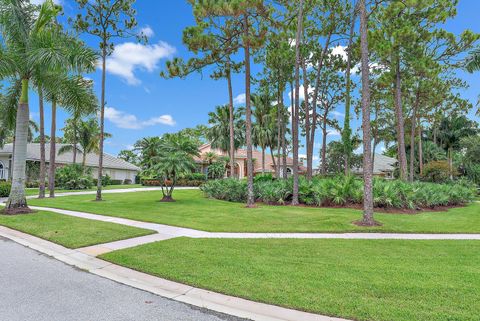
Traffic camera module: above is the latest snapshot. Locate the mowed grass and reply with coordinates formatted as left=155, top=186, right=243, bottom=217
left=0, top=210, right=155, bottom=248
left=28, top=189, right=480, bottom=233
left=25, top=184, right=145, bottom=196
left=101, top=238, right=480, bottom=321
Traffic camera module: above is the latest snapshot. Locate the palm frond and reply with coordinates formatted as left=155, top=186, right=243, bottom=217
left=464, top=47, right=480, bottom=73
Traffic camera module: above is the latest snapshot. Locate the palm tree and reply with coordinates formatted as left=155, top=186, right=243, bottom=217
left=42, top=74, right=97, bottom=198
left=146, top=133, right=199, bottom=202
left=359, top=0, right=375, bottom=226
left=207, top=105, right=245, bottom=176
left=438, top=115, right=478, bottom=179
left=0, top=0, right=96, bottom=213
left=134, top=137, right=163, bottom=170
left=252, top=93, right=275, bottom=174
left=59, top=118, right=110, bottom=167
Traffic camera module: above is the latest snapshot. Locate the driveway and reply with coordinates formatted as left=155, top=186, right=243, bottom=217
left=0, top=237, right=247, bottom=321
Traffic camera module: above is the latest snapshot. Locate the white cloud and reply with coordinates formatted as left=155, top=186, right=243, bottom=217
left=327, top=129, right=341, bottom=136
left=105, top=107, right=175, bottom=129
left=288, top=84, right=315, bottom=102
left=299, top=154, right=319, bottom=161
left=105, top=41, right=175, bottom=85
left=331, top=45, right=348, bottom=61
left=332, top=111, right=345, bottom=118
left=233, top=93, right=246, bottom=105
left=140, top=26, right=154, bottom=38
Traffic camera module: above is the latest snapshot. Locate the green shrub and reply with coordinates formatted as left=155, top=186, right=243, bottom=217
left=56, top=164, right=94, bottom=190
left=207, top=161, right=226, bottom=179
left=311, top=175, right=363, bottom=206
left=181, top=173, right=207, bottom=181
left=110, top=179, right=123, bottom=185
left=0, top=181, right=11, bottom=197
left=93, top=174, right=112, bottom=187
left=202, top=176, right=475, bottom=209
left=422, top=161, right=455, bottom=183
left=201, top=178, right=247, bottom=202
left=254, top=173, right=274, bottom=183
left=255, top=179, right=292, bottom=204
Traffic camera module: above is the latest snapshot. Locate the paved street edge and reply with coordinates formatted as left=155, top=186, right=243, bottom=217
left=0, top=225, right=349, bottom=321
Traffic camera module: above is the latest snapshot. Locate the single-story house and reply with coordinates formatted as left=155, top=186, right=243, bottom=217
left=351, top=154, right=397, bottom=178
left=194, top=143, right=306, bottom=178
left=0, top=143, right=140, bottom=183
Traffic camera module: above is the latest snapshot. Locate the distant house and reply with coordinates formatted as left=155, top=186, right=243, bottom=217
left=351, top=154, right=397, bottom=179
left=0, top=143, right=140, bottom=183
left=194, top=143, right=306, bottom=178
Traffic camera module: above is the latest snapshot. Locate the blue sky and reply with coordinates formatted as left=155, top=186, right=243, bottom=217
left=27, top=0, right=480, bottom=166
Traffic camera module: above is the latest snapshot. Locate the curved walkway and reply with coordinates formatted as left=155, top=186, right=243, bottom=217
left=17, top=205, right=480, bottom=256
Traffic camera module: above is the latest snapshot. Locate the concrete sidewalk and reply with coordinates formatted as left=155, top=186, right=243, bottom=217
left=0, top=225, right=348, bottom=321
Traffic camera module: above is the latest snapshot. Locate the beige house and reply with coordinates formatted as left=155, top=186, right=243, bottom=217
left=194, top=143, right=306, bottom=178
left=0, top=143, right=140, bottom=183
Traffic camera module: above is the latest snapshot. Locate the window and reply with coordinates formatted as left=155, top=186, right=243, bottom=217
left=0, top=161, right=4, bottom=179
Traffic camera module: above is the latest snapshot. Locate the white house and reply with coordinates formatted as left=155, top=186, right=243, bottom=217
left=0, top=143, right=140, bottom=183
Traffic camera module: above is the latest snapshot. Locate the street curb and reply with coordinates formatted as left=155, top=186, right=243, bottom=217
left=0, top=226, right=349, bottom=321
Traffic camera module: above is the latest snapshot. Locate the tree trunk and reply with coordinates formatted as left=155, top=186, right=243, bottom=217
left=48, top=100, right=57, bottom=198
left=394, top=57, right=408, bottom=181
left=309, top=30, right=332, bottom=177
left=409, top=90, right=420, bottom=182
left=448, top=147, right=453, bottom=180
left=227, top=63, right=236, bottom=178
left=262, top=147, right=266, bottom=173
left=292, top=0, right=304, bottom=206
left=275, top=84, right=282, bottom=178
left=96, top=49, right=107, bottom=201
left=82, top=152, right=87, bottom=167
left=418, top=120, right=423, bottom=176
left=270, top=147, right=276, bottom=174
left=359, top=0, right=375, bottom=226
left=73, top=116, right=77, bottom=164
left=302, top=59, right=312, bottom=179
left=243, top=15, right=255, bottom=207
left=372, top=136, right=378, bottom=173
left=321, top=125, right=327, bottom=175
left=5, top=79, right=31, bottom=214
left=38, top=89, right=46, bottom=199
left=343, top=7, right=356, bottom=175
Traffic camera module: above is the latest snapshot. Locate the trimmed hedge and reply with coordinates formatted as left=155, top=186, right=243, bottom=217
left=201, top=176, right=476, bottom=209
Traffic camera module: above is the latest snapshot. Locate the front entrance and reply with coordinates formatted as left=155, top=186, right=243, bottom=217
left=226, top=163, right=240, bottom=178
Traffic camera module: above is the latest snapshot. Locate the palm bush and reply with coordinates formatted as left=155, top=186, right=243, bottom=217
left=202, top=175, right=475, bottom=209
left=56, top=164, right=94, bottom=190
left=201, top=178, right=247, bottom=202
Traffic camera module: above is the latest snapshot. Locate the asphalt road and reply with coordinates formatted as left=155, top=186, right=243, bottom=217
left=0, top=237, right=248, bottom=321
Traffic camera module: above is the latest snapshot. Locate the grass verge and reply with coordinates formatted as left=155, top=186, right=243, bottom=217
left=0, top=210, right=155, bottom=248
left=101, top=238, right=480, bottom=321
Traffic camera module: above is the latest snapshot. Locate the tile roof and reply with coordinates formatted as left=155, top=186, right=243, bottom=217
left=0, top=143, right=140, bottom=171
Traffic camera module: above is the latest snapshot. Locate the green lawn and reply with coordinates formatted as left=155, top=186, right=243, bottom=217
left=28, top=189, right=480, bottom=233
left=25, top=184, right=145, bottom=196
left=101, top=238, right=480, bottom=321
left=0, top=210, right=155, bottom=248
